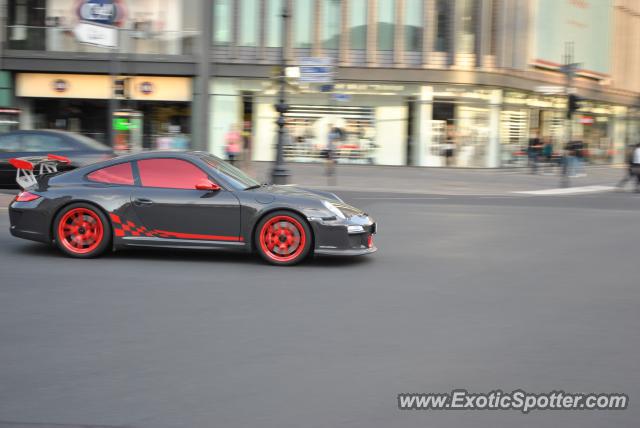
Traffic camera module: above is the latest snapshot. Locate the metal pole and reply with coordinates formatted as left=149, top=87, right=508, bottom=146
left=270, top=3, right=290, bottom=185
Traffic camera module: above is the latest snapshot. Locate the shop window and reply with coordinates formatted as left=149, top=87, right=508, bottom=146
left=350, top=0, right=368, bottom=50
left=377, top=0, right=395, bottom=51
left=138, top=158, right=208, bottom=190
left=87, top=162, right=134, bottom=186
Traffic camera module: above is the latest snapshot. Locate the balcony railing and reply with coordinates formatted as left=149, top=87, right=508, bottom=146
left=6, top=26, right=199, bottom=56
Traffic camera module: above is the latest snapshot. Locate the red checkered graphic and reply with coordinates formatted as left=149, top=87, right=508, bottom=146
left=108, top=212, right=243, bottom=242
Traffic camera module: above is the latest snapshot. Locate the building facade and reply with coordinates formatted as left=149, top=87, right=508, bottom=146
left=1, top=0, right=639, bottom=167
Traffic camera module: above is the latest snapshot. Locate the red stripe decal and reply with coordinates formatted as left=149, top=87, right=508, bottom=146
left=110, top=213, right=122, bottom=224
left=152, top=230, right=243, bottom=242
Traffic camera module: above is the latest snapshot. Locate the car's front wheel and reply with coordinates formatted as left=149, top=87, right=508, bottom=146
left=54, top=203, right=111, bottom=258
left=255, top=211, right=312, bottom=266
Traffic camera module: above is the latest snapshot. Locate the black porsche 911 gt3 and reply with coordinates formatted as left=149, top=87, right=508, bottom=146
left=8, top=151, right=376, bottom=265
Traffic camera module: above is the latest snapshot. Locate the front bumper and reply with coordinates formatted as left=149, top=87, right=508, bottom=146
left=308, top=214, right=377, bottom=256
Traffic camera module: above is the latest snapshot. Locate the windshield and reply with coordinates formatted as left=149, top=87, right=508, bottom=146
left=202, top=155, right=261, bottom=189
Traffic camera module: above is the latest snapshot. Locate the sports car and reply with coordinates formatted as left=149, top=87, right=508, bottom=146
left=8, top=151, right=377, bottom=265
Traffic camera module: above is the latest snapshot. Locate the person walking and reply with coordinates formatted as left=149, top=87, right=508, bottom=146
left=224, top=124, right=242, bottom=165
left=527, top=129, right=542, bottom=174
left=617, top=144, right=636, bottom=190
left=443, top=123, right=456, bottom=167
left=631, top=143, right=640, bottom=192
left=542, top=137, right=554, bottom=174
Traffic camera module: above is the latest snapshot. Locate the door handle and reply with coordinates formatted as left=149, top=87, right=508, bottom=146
left=133, top=198, right=154, bottom=206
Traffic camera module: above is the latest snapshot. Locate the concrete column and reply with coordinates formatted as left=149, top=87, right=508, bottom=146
left=193, top=0, right=213, bottom=152
left=366, top=0, right=377, bottom=66
left=394, top=0, right=405, bottom=65
left=612, top=106, right=628, bottom=164
left=448, top=0, right=460, bottom=66
left=312, top=0, right=322, bottom=57
left=486, top=89, right=502, bottom=168
left=422, top=0, right=435, bottom=67
left=258, top=0, right=267, bottom=61
left=414, top=85, right=435, bottom=166
left=476, top=0, right=492, bottom=68
left=339, top=0, right=350, bottom=65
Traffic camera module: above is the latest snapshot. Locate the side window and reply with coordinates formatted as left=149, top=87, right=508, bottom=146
left=0, top=134, right=21, bottom=152
left=87, top=162, right=135, bottom=185
left=138, top=158, right=209, bottom=189
left=21, top=134, right=75, bottom=152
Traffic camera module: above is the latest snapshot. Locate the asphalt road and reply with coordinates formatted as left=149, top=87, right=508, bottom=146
left=0, top=191, right=639, bottom=428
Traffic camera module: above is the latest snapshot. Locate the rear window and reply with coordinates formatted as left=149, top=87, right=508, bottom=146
left=87, top=162, right=134, bottom=185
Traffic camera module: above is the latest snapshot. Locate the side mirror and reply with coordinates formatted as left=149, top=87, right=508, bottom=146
left=195, top=179, right=221, bottom=191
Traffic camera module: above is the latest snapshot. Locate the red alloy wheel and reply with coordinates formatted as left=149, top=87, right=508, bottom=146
left=259, top=215, right=307, bottom=263
left=57, top=208, right=105, bottom=255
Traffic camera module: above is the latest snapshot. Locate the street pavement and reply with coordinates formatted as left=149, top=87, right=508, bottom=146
left=1, top=185, right=639, bottom=428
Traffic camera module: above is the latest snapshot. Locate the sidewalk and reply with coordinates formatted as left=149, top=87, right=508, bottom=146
left=0, top=163, right=627, bottom=208
left=247, top=162, right=627, bottom=196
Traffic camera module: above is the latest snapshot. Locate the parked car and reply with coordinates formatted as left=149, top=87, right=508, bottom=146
left=0, top=130, right=113, bottom=188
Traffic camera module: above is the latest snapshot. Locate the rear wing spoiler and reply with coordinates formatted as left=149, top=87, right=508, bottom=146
left=8, top=154, right=70, bottom=189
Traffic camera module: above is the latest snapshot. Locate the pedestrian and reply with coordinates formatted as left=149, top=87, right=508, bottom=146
left=443, top=123, right=456, bottom=167
left=542, top=137, right=554, bottom=174
left=224, top=124, right=242, bottom=165
left=527, top=129, right=542, bottom=174
left=616, top=144, right=636, bottom=190
left=631, top=143, right=640, bottom=193
left=574, top=140, right=587, bottom=177
left=564, top=140, right=578, bottom=178
left=325, top=124, right=341, bottom=179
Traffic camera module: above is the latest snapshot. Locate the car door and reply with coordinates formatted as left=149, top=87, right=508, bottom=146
left=130, top=157, right=242, bottom=242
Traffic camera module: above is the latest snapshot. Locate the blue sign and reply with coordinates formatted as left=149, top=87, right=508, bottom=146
left=76, top=0, right=125, bottom=27
left=299, top=57, right=334, bottom=84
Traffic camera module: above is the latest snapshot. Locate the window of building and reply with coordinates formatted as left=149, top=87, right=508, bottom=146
left=87, top=163, right=134, bottom=186
left=266, top=0, right=283, bottom=47
left=350, top=0, right=368, bottom=49
left=138, top=159, right=209, bottom=190
left=294, top=0, right=314, bottom=48
left=322, top=0, right=341, bottom=49
left=458, top=0, right=477, bottom=54
left=239, top=0, right=260, bottom=46
left=435, top=0, right=450, bottom=52
left=377, top=0, right=395, bottom=51
left=213, top=0, right=233, bottom=45
left=404, top=0, right=423, bottom=52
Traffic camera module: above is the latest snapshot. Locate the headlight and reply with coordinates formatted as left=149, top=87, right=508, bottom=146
left=322, top=200, right=346, bottom=219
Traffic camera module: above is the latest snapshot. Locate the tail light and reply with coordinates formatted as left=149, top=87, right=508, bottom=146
left=15, top=191, right=41, bottom=202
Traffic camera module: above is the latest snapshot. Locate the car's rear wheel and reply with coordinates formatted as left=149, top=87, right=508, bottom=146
left=54, top=203, right=111, bottom=258
left=255, top=211, right=312, bottom=266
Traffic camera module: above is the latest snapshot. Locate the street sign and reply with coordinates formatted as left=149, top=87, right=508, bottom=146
left=332, top=93, right=352, bottom=102
left=534, top=85, right=565, bottom=95
left=299, top=57, right=334, bottom=84
left=73, top=22, right=117, bottom=48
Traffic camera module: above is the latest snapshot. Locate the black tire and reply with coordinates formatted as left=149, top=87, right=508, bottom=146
left=53, top=202, right=111, bottom=258
left=254, top=210, right=313, bottom=266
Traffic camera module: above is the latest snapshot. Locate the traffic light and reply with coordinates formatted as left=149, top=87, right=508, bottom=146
left=567, top=94, right=580, bottom=118
left=114, top=78, right=129, bottom=99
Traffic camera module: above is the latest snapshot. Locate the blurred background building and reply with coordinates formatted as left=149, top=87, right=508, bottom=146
left=1, top=0, right=639, bottom=167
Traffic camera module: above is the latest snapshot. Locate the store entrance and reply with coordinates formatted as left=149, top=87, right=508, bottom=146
left=32, top=98, right=109, bottom=143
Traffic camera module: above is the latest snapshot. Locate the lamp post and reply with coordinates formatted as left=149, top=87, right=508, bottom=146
left=270, top=3, right=291, bottom=185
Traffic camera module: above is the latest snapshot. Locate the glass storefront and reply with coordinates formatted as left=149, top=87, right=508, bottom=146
left=209, top=78, right=628, bottom=168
